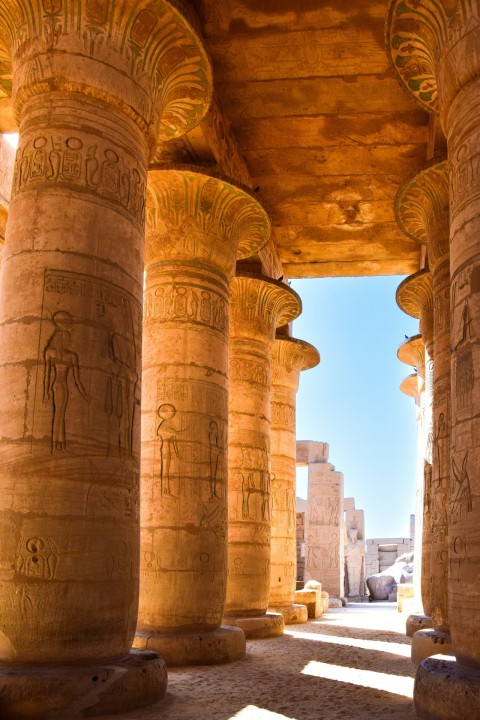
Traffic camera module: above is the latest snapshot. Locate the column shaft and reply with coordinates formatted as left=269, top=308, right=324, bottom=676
left=269, top=337, right=319, bottom=616
left=447, top=80, right=480, bottom=667
left=225, top=274, right=300, bottom=634
left=0, top=91, right=147, bottom=665
left=136, top=168, right=271, bottom=664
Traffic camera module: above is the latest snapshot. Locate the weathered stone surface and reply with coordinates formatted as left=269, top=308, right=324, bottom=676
left=269, top=335, right=319, bottom=619
left=367, top=552, right=414, bottom=601
left=0, top=650, right=167, bottom=720
left=294, top=589, right=323, bottom=619
left=225, top=273, right=300, bottom=634
left=137, top=169, right=270, bottom=663
left=304, top=445, right=344, bottom=597
left=407, top=614, right=434, bottom=638
left=412, top=629, right=453, bottom=667
left=0, top=3, right=211, bottom=712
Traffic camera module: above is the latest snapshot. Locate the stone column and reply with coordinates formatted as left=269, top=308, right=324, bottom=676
left=268, top=333, right=320, bottom=625
left=398, top=338, right=435, bottom=641
left=388, top=4, right=480, bottom=715
left=223, top=273, right=301, bottom=638
left=396, top=275, right=445, bottom=662
left=135, top=168, right=271, bottom=666
left=344, top=499, right=367, bottom=600
left=304, top=448, right=344, bottom=601
left=397, top=161, right=452, bottom=663
left=0, top=3, right=212, bottom=715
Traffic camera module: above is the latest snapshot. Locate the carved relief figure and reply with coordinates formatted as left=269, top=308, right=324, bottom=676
left=157, top=403, right=186, bottom=496
left=241, top=473, right=253, bottom=519
left=451, top=452, right=473, bottom=523
left=106, top=329, right=139, bottom=460
left=43, top=311, right=89, bottom=451
left=208, top=420, right=221, bottom=499
left=17, top=537, right=59, bottom=580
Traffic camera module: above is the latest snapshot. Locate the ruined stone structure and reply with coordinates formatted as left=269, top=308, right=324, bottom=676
left=298, top=441, right=344, bottom=600
left=344, top=498, right=366, bottom=600
left=0, top=0, right=477, bottom=717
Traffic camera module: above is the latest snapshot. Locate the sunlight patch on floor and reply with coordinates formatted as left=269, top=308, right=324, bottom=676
left=301, top=660, right=414, bottom=698
left=284, top=628, right=411, bottom=657
left=229, top=706, right=297, bottom=720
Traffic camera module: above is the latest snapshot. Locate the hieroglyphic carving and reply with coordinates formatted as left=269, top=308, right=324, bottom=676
left=450, top=452, right=473, bottom=523
left=144, top=282, right=228, bottom=335
left=230, top=274, right=301, bottom=333
left=0, top=0, right=213, bottom=143
left=44, top=311, right=90, bottom=452
left=13, top=133, right=146, bottom=226
left=152, top=378, right=227, bottom=508
left=34, top=270, right=141, bottom=460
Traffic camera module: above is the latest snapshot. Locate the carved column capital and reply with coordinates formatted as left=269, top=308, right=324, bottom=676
left=400, top=373, right=421, bottom=402
left=272, top=336, right=320, bottom=392
left=387, top=0, right=480, bottom=124
left=230, top=273, right=301, bottom=342
left=396, top=159, right=450, bottom=268
left=146, top=167, right=271, bottom=277
left=398, top=333, right=426, bottom=374
left=396, top=269, right=434, bottom=342
left=0, top=0, right=212, bottom=149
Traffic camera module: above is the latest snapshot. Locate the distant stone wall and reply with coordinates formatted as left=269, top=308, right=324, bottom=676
left=365, top=537, right=414, bottom=579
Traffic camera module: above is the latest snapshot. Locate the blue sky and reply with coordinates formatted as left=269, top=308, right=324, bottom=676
left=291, top=275, right=420, bottom=540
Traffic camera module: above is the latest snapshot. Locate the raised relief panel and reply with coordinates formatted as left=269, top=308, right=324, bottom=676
left=14, top=134, right=146, bottom=227
left=33, top=270, right=141, bottom=463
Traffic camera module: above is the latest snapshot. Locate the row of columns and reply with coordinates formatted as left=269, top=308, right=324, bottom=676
left=0, top=3, right=320, bottom=717
left=387, top=1, right=480, bottom=714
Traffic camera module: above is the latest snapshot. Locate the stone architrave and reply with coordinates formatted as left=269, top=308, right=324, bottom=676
left=398, top=335, right=431, bottom=618
left=135, top=168, right=271, bottom=666
left=396, top=161, right=452, bottom=662
left=268, top=333, right=320, bottom=625
left=223, top=273, right=301, bottom=639
left=344, top=499, right=366, bottom=599
left=388, top=4, right=480, bottom=715
left=304, top=447, right=344, bottom=599
left=0, top=2, right=212, bottom=714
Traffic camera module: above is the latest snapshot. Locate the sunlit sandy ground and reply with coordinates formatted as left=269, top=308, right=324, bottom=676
left=96, top=603, right=417, bottom=720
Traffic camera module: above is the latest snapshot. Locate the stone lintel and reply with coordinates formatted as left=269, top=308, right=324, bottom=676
left=296, top=440, right=329, bottom=466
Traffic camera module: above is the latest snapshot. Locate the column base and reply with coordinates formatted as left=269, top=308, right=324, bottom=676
left=406, top=613, right=433, bottom=638
left=411, top=628, right=453, bottom=665
left=0, top=649, right=166, bottom=720
left=223, top=612, right=285, bottom=639
left=134, top=626, right=245, bottom=667
left=415, top=654, right=480, bottom=719
left=268, top=604, right=308, bottom=625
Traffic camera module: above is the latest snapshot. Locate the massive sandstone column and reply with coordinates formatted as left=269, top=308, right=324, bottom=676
left=223, top=273, right=301, bottom=638
left=397, top=274, right=436, bottom=643
left=268, top=333, right=320, bottom=624
left=398, top=337, right=435, bottom=642
left=135, top=168, right=270, bottom=666
left=396, top=161, right=452, bottom=663
left=388, top=3, right=480, bottom=715
left=0, top=2, right=212, bottom=715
